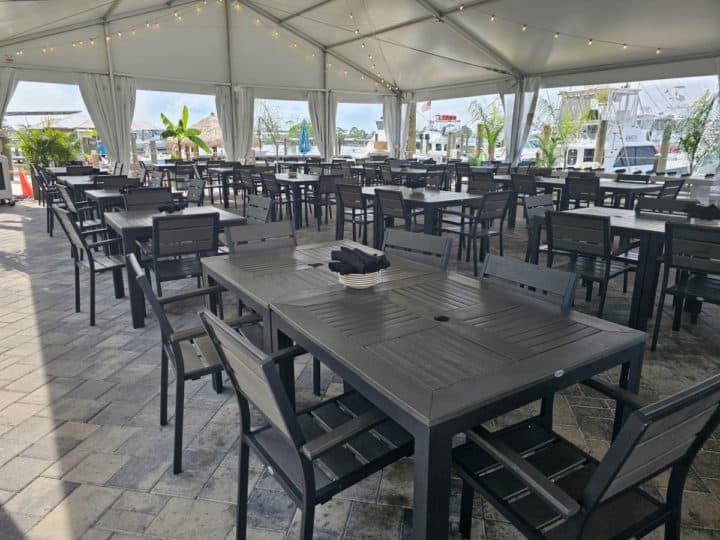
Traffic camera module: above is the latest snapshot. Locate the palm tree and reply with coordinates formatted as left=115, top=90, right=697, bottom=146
left=160, top=105, right=211, bottom=159
left=469, top=100, right=504, bottom=160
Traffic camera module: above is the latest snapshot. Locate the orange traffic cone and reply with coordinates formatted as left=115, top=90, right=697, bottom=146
left=13, top=170, right=33, bottom=197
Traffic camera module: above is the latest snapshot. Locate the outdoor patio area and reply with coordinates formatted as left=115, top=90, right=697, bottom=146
left=0, top=200, right=718, bottom=540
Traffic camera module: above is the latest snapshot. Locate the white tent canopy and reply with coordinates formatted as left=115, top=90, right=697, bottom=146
left=1, top=0, right=718, bottom=159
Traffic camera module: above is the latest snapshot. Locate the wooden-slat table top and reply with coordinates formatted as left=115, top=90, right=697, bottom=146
left=493, top=174, right=663, bottom=194
left=275, top=173, right=319, bottom=183
left=105, top=206, right=245, bottom=236
left=361, top=185, right=482, bottom=207
left=271, top=271, right=645, bottom=427
left=201, top=241, right=440, bottom=316
left=84, top=189, right=124, bottom=201
left=566, top=206, right=720, bottom=235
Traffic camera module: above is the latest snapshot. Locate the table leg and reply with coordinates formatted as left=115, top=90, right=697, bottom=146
left=628, top=232, right=663, bottom=330
left=274, top=329, right=296, bottom=409
left=373, top=196, right=382, bottom=249
left=413, top=428, right=452, bottom=540
left=222, top=173, right=230, bottom=209
left=124, top=230, right=146, bottom=329
left=423, top=206, right=435, bottom=235
left=508, top=194, right=518, bottom=228
left=292, top=185, right=302, bottom=230
left=612, top=344, right=644, bottom=438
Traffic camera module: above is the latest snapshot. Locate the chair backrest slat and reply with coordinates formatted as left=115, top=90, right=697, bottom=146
left=511, top=174, right=537, bottom=195
left=467, top=173, right=496, bottom=195
left=318, top=174, right=341, bottom=195
left=547, top=212, right=610, bottom=257
left=666, top=222, right=720, bottom=274
left=658, top=178, right=685, bottom=199
left=336, top=183, right=365, bottom=210
left=225, top=220, right=296, bottom=254
left=376, top=189, right=406, bottom=220
left=480, top=255, right=577, bottom=309
left=477, top=190, right=512, bottom=221
left=382, top=229, right=452, bottom=270
left=53, top=206, right=88, bottom=254
left=153, top=213, right=219, bottom=257
left=124, top=187, right=174, bottom=211
left=585, top=374, right=720, bottom=505
left=148, top=169, right=164, bottom=188
left=635, top=197, right=693, bottom=215
left=200, top=311, right=301, bottom=444
left=127, top=253, right=175, bottom=339
left=616, top=173, right=651, bottom=184
left=524, top=194, right=554, bottom=224
left=186, top=177, right=205, bottom=206
left=245, top=195, right=272, bottom=223
left=93, top=175, right=139, bottom=189
left=565, top=176, right=599, bottom=204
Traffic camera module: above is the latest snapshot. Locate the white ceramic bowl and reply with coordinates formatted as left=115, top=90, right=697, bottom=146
left=338, top=271, right=382, bottom=289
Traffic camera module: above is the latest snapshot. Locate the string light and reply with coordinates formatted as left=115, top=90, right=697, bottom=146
left=458, top=4, right=464, bottom=11
left=233, top=1, right=241, bottom=11
left=521, top=24, right=527, bottom=31
left=117, top=31, right=122, bottom=37
left=490, top=14, right=495, bottom=22
left=623, top=43, right=628, bottom=49
left=105, top=35, right=111, bottom=42
left=271, top=30, right=279, bottom=38
left=554, top=32, right=559, bottom=38
left=656, top=47, right=662, bottom=55
left=587, top=38, right=592, bottom=46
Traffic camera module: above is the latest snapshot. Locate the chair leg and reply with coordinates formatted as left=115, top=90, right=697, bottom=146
left=299, top=500, right=315, bottom=540
left=672, top=296, right=683, bottom=331
left=160, top=349, right=169, bottom=426
left=472, top=235, right=478, bottom=277
left=312, top=357, right=321, bottom=396
left=459, top=482, right=474, bottom=539
left=89, top=271, right=96, bottom=326
left=74, top=263, right=81, bottom=313
left=236, top=439, right=250, bottom=540
left=173, top=377, right=184, bottom=474
left=211, top=371, right=223, bottom=394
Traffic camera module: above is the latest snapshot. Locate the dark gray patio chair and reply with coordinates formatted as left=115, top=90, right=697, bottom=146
left=442, top=190, right=512, bottom=276
left=147, top=168, right=165, bottom=188
left=455, top=162, right=472, bottom=191
left=563, top=176, right=600, bottom=209
left=382, top=228, right=452, bottom=270
left=244, top=194, right=272, bottom=224
left=479, top=254, right=577, bottom=310
left=657, top=178, right=685, bottom=199
left=56, top=184, right=103, bottom=234
left=148, top=212, right=219, bottom=296
left=128, top=254, right=260, bottom=473
left=198, top=311, right=413, bottom=540
left=53, top=206, right=125, bottom=326
left=454, top=373, right=720, bottom=540
left=185, top=177, right=205, bottom=207
left=312, top=174, right=341, bottom=230
left=123, top=187, right=174, bottom=211
left=510, top=173, right=540, bottom=227
left=65, top=165, right=95, bottom=176
left=524, top=194, right=555, bottom=263
left=335, top=183, right=373, bottom=244
left=224, top=220, right=296, bottom=254
left=546, top=212, right=632, bottom=318
left=651, top=222, right=720, bottom=350
left=375, top=188, right=423, bottom=237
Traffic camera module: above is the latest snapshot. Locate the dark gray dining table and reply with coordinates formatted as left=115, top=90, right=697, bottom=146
left=566, top=206, right=720, bottom=330
left=261, top=259, right=646, bottom=540
left=275, top=173, right=319, bottom=230
left=57, top=175, right=98, bottom=199
left=105, top=206, right=246, bottom=328
left=359, top=185, right=483, bottom=248
left=84, top=189, right=124, bottom=222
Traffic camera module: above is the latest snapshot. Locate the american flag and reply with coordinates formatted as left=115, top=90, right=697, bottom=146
left=420, top=101, right=431, bottom=112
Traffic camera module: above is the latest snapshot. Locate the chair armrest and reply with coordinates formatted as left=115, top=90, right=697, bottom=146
left=157, top=285, right=225, bottom=305
left=80, top=227, right=109, bottom=236
left=301, top=408, right=387, bottom=460
left=87, top=237, right=122, bottom=249
left=581, top=377, right=646, bottom=410
left=169, top=314, right=262, bottom=343
left=269, top=345, right=306, bottom=365
left=466, top=426, right=581, bottom=519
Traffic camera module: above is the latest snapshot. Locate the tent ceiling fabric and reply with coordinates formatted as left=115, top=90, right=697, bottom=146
left=0, top=0, right=718, bottom=98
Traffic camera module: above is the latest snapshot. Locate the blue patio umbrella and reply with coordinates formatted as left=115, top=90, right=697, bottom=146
left=298, top=120, right=311, bottom=155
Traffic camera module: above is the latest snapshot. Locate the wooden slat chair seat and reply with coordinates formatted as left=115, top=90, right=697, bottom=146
left=454, top=374, right=720, bottom=540
left=652, top=222, right=720, bottom=350
left=198, top=312, right=413, bottom=540
left=546, top=212, right=633, bottom=318
left=128, top=254, right=260, bottom=474
left=382, top=228, right=452, bottom=270
left=53, top=207, right=125, bottom=326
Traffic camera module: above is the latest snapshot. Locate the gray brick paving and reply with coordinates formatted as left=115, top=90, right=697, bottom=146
left=0, top=200, right=718, bottom=538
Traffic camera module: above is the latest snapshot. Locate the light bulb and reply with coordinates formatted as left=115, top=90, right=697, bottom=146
left=656, top=47, right=662, bottom=55
left=458, top=4, right=464, bottom=11
left=554, top=32, right=559, bottom=38
left=521, top=24, right=527, bottom=31
left=587, top=38, right=593, bottom=46
left=623, top=43, right=628, bottom=49
left=490, top=14, right=495, bottom=22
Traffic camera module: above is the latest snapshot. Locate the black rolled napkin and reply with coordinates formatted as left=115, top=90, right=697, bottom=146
left=686, top=203, right=720, bottom=220
left=329, top=246, right=391, bottom=275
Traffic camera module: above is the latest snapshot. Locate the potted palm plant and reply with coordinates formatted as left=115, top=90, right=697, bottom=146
left=160, top=105, right=211, bottom=160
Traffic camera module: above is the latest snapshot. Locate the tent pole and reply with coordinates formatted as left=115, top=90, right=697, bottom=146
left=509, top=77, right=524, bottom=166
left=224, top=0, right=237, bottom=161
left=323, top=50, right=329, bottom=159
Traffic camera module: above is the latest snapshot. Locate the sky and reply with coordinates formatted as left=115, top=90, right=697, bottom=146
left=3, top=75, right=718, bottom=132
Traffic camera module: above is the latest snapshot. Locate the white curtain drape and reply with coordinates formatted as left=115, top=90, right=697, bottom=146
left=215, top=85, right=236, bottom=160
left=327, top=92, right=337, bottom=158
left=80, top=74, right=136, bottom=169
left=308, top=91, right=327, bottom=158
left=0, top=68, right=18, bottom=122
left=235, top=87, right=255, bottom=163
left=382, top=95, right=401, bottom=158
